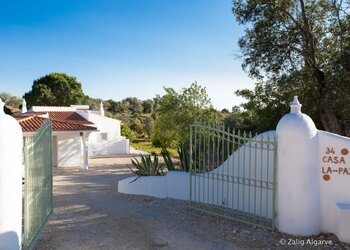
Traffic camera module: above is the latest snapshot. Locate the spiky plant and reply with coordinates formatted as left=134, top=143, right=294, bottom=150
left=161, top=149, right=176, bottom=171
left=178, top=144, right=190, bottom=172
left=128, top=154, right=164, bottom=182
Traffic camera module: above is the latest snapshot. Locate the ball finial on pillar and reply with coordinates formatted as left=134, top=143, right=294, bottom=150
left=290, top=96, right=302, bottom=113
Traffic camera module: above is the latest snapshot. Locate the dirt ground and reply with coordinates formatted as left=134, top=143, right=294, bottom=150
left=35, top=156, right=350, bottom=250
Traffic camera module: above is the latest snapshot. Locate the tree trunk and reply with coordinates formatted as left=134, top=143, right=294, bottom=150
left=314, top=68, right=342, bottom=135
left=319, top=101, right=342, bottom=134
left=343, top=123, right=350, bottom=137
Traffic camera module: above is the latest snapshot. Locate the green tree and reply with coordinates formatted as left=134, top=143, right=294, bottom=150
left=24, top=73, right=86, bottom=107
left=152, top=82, right=217, bottom=148
left=232, top=0, right=350, bottom=135
left=142, top=99, right=154, bottom=113
left=130, top=117, right=143, bottom=134
left=84, top=96, right=101, bottom=110
left=223, top=106, right=259, bottom=133
left=121, top=123, right=135, bottom=142
left=0, top=92, right=12, bottom=103
left=144, top=116, right=154, bottom=138
left=123, top=97, right=143, bottom=114
left=0, top=92, right=22, bottom=115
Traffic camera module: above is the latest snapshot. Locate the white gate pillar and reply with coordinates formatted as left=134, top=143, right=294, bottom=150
left=276, top=96, right=321, bottom=235
left=0, top=99, right=23, bottom=249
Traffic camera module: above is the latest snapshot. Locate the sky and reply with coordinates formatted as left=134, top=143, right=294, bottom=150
left=0, top=0, right=255, bottom=110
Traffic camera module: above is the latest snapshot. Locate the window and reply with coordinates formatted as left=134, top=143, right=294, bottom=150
left=100, top=133, right=108, bottom=141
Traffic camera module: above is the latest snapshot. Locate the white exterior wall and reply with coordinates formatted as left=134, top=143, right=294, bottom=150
left=0, top=103, right=23, bottom=250
left=57, top=133, right=82, bottom=167
left=89, top=137, right=130, bottom=155
left=167, top=171, right=190, bottom=200
left=275, top=127, right=350, bottom=242
left=78, top=111, right=130, bottom=156
left=276, top=112, right=321, bottom=235
left=318, top=131, right=350, bottom=237
left=119, top=176, right=167, bottom=198
left=274, top=96, right=350, bottom=243
left=118, top=172, right=189, bottom=200
left=78, top=111, right=121, bottom=137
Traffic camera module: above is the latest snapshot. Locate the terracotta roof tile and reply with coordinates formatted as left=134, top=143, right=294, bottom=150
left=33, top=111, right=94, bottom=125
left=14, top=115, right=97, bottom=133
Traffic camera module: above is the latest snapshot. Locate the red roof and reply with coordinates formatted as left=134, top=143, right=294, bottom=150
left=34, top=111, right=94, bottom=125
left=14, top=115, right=97, bottom=133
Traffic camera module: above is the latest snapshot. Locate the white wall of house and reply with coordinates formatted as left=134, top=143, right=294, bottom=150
left=78, top=111, right=121, bottom=137
left=56, top=133, right=82, bottom=167
left=78, top=111, right=130, bottom=156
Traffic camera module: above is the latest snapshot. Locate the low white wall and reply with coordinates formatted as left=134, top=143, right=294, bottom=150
left=118, top=171, right=189, bottom=200
left=167, top=171, right=190, bottom=200
left=118, top=176, right=167, bottom=198
left=57, top=133, right=81, bottom=167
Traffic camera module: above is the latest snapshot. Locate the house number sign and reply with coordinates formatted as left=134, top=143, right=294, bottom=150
left=321, top=147, right=349, bottom=181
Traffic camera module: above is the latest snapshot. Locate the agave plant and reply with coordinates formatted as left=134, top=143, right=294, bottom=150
left=128, top=154, right=164, bottom=182
left=161, top=149, right=176, bottom=171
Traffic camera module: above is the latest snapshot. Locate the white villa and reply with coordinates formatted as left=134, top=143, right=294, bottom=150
left=14, top=100, right=130, bottom=168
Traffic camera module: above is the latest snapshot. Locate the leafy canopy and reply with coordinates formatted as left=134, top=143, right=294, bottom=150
left=152, top=82, right=216, bottom=148
left=24, top=73, right=86, bottom=107
left=232, top=0, right=350, bottom=135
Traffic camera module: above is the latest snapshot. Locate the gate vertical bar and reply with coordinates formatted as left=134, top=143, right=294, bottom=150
left=272, top=135, right=277, bottom=229
left=266, top=135, right=270, bottom=225
left=243, top=131, right=246, bottom=219
left=259, top=134, right=264, bottom=226
left=226, top=127, right=230, bottom=209
left=189, top=125, right=193, bottom=205
left=248, top=132, right=252, bottom=222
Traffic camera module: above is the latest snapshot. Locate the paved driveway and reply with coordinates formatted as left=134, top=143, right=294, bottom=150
left=35, top=156, right=346, bottom=250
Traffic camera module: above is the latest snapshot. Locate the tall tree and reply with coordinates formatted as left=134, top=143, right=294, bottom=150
left=152, top=82, right=217, bottom=148
left=24, top=73, right=86, bottom=107
left=233, top=0, right=350, bottom=135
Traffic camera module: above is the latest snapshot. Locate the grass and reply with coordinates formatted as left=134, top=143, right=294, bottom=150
left=131, top=139, right=179, bottom=157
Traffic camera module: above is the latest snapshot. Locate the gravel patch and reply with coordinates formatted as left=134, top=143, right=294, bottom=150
left=35, top=156, right=350, bottom=250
